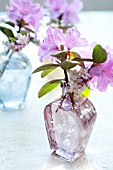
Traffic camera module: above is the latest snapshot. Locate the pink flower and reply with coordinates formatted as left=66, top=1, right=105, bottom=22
left=47, top=0, right=83, bottom=25
left=67, top=67, right=91, bottom=95
left=80, top=42, right=113, bottom=59
left=62, top=0, right=83, bottom=25
left=7, top=0, right=44, bottom=31
left=79, top=42, right=113, bottom=91
left=6, top=33, right=29, bottom=52
left=38, top=27, right=65, bottom=61
left=89, top=53, right=113, bottom=91
left=47, top=0, right=67, bottom=20
left=64, top=28, right=88, bottom=50
left=38, top=27, right=88, bottom=62
left=79, top=42, right=96, bottom=68
left=79, top=42, right=96, bottom=58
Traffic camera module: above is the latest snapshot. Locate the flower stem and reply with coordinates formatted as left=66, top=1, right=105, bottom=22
left=74, top=58, right=93, bottom=62
left=58, top=14, right=63, bottom=27
left=0, top=51, right=13, bottom=78
left=64, top=70, right=68, bottom=83
left=69, top=92, right=75, bottom=109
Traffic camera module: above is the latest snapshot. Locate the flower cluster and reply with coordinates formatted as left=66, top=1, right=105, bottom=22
left=38, top=27, right=88, bottom=61
left=89, top=52, right=113, bottom=92
left=0, top=0, right=44, bottom=79
left=47, top=0, right=83, bottom=26
left=80, top=43, right=113, bottom=91
left=7, top=0, right=44, bottom=32
left=0, top=0, right=113, bottom=99
left=34, top=27, right=113, bottom=98
left=67, top=68, right=91, bottom=94
left=0, top=0, right=44, bottom=51
left=5, top=33, right=29, bottom=52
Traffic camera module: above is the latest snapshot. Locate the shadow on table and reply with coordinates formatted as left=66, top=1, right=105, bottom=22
left=40, top=153, right=100, bottom=170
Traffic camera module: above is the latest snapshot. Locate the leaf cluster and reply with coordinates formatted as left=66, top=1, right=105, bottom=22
left=0, top=19, right=36, bottom=44
left=33, top=44, right=107, bottom=98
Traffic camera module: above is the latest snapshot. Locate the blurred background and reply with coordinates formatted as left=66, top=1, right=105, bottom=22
left=0, top=0, right=113, bottom=11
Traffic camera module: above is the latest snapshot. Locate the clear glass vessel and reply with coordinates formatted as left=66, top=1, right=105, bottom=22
left=0, top=51, right=32, bottom=110
left=44, top=92, right=97, bottom=162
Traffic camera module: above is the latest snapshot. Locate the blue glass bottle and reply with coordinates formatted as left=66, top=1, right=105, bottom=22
left=0, top=51, right=32, bottom=110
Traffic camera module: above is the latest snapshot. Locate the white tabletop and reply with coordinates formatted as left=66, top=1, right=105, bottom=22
left=0, top=11, right=113, bottom=170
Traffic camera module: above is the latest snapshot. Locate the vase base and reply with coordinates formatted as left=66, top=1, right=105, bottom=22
left=52, top=147, right=84, bottom=162
left=0, top=101, right=24, bottom=111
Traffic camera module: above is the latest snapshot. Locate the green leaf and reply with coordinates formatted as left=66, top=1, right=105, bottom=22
left=0, top=26, right=15, bottom=39
left=9, top=37, right=16, bottom=43
left=51, top=51, right=67, bottom=59
left=38, top=79, right=62, bottom=98
left=81, top=86, right=90, bottom=98
left=41, top=67, right=58, bottom=78
left=25, top=27, right=35, bottom=33
left=20, top=30, right=28, bottom=36
left=60, top=60, right=78, bottom=70
left=5, top=21, right=15, bottom=27
left=69, top=52, right=86, bottom=67
left=32, top=63, right=59, bottom=74
left=93, top=44, right=107, bottom=63
left=69, top=52, right=81, bottom=60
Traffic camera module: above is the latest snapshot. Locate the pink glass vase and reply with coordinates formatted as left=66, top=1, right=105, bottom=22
left=44, top=92, right=97, bottom=162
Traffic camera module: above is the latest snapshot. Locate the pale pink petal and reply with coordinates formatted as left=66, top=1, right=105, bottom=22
left=65, top=28, right=88, bottom=50
left=53, top=28, right=65, bottom=47
left=89, top=66, right=102, bottom=77
left=97, top=74, right=108, bottom=92
left=79, top=51, right=91, bottom=58
left=89, top=42, right=97, bottom=52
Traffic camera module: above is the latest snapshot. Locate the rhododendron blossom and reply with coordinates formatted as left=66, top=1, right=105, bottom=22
left=38, top=27, right=65, bottom=61
left=47, top=0, right=83, bottom=25
left=80, top=43, right=113, bottom=91
left=64, top=28, right=88, bottom=50
left=34, top=24, right=113, bottom=100
left=89, top=54, right=113, bottom=91
left=7, top=0, right=44, bottom=31
left=38, top=27, right=88, bottom=61
left=47, top=0, right=67, bottom=20
left=62, top=0, right=83, bottom=25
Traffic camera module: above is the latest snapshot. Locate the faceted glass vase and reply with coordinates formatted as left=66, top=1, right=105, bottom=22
left=44, top=95, right=97, bottom=162
left=0, top=51, right=32, bottom=110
